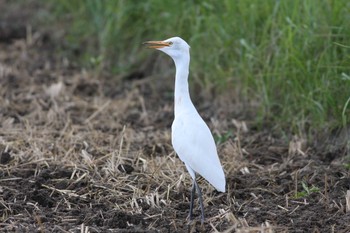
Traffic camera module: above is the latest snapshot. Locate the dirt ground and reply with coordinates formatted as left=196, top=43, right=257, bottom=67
left=1, top=1, right=350, bottom=232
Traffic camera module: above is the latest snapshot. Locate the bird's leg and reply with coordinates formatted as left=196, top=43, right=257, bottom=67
left=194, top=179, right=205, bottom=223
left=189, top=179, right=196, bottom=220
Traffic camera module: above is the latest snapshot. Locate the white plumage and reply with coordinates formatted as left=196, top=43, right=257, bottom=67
left=144, top=37, right=225, bottom=222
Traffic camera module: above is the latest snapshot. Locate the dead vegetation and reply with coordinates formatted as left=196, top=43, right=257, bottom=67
left=1, top=1, right=350, bottom=232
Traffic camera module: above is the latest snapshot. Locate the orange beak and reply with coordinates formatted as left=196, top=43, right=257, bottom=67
left=143, top=40, right=171, bottom=49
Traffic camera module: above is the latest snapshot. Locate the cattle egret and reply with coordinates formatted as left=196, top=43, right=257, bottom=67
left=144, top=37, right=225, bottom=222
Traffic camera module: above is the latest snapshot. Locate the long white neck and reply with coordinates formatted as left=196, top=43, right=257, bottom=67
left=172, top=53, right=195, bottom=116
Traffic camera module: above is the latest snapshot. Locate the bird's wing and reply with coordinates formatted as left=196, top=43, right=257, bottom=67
left=172, top=113, right=225, bottom=192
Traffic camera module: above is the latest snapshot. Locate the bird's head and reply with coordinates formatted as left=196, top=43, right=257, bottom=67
left=143, top=37, right=190, bottom=60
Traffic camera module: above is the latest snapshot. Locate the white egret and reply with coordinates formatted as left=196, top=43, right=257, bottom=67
left=144, top=37, right=225, bottom=222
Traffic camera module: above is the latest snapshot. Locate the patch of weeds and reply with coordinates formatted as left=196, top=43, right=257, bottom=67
left=294, top=181, right=320, bottom=199
left=342, top=154, right=350, bottom=170
left=344, top=163, right=350, bottom=170
left=214, top=131, right=233, bottom=145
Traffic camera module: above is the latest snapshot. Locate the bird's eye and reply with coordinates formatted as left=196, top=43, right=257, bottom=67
left=169, top=42, right=173, bottom=45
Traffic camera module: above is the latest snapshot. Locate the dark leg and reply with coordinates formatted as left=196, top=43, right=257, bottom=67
left=189, top=179, right=196, bottom=220
left=194, top=179, right=205, bottom=223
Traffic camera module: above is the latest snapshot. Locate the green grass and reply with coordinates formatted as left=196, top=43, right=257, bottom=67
left=50, top=0, right=350, bottom=135
left=294, top=181, right=320, bottom=199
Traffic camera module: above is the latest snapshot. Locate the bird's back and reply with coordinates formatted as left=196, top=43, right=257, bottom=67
left=172, top=110, right=225, bottom=192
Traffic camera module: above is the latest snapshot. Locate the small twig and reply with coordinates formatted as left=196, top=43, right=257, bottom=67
left=346, top=190, right=350, bottom=213
left=84, top=100, right=110, bottom=123
left=143, top=213, right=163, bottom=220
left=209, top=222, right=220, bottom=233
left=294, top=170, right=298, bottom=197
left=288, top=205, right=300, bottom=215
left=324, top=173, right=329, bottom=209
left=277, top=205, right=289, bottom=211
left=41, top=184, right=87, bottom=199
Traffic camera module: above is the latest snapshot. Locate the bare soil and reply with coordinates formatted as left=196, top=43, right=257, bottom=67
left=1, top=1, right=350, bottom=232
